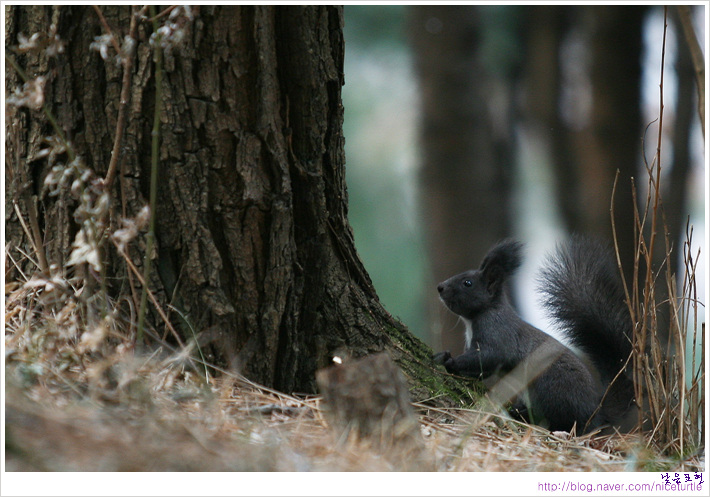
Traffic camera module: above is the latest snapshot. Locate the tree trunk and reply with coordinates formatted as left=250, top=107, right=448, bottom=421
left=520, top=6, right=646, bottom=276
left=409, top=6, right=516, bottom=355
left=5, top=5, right=474, bottom=401
left=667, top=7, right=696, bottom=265
left=573, top=6, right=645, bottom=275
left=521, top=6, right=578, bottom=231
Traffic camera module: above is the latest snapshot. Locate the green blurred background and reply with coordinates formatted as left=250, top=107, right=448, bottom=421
left=340, top=5, right=706, bottom=352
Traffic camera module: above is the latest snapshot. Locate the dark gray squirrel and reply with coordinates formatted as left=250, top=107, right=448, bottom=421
left=433, top=236, right=637, bottom=433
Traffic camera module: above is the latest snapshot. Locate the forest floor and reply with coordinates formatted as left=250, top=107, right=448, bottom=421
left=4, top=279, right=704, bottom=475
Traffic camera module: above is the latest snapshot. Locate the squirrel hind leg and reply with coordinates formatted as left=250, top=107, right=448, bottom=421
left=508, top=399, right=531, bottom=424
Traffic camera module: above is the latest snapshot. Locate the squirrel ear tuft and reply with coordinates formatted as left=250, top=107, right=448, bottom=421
left=479, top=240, right=523, bottom=293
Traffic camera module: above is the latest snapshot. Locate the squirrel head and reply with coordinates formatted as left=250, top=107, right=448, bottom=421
left=437, top=239, right=523, bottom=319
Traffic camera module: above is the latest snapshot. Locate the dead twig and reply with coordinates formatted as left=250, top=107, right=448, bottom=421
left=113, top=241, right=184, bottom=348
left=91, top=6, right=122, bottom=55
left=12, top=200, right=49, bottom=275
left=103, top=5, right=141, bottom=190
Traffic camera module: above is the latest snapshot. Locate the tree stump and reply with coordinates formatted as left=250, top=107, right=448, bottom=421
left=316, top=352, right=430, bottom=469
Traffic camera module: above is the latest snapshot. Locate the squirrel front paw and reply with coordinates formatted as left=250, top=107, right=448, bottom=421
left=432, top=350, right=452, bottom=365
left=433, top=351, right=459, bottom=374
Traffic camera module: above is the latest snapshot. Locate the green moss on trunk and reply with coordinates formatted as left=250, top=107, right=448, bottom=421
left=385, top=322, right=486, bottom=407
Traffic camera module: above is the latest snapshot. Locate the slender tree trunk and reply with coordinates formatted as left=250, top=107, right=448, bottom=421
left=522, top=5, right=646, bottom=274
left=573, top=6, right=645, bottom=275
left=667, top=8, right=695, bottom=260
left=409, top=6, right=515, bottom=355
left=521, top=6, right=578, bottom=231
left=5, top=5, right=470, bottom=400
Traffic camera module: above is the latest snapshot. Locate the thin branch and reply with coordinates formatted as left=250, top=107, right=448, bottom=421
left=150, top=5, right=179, bottom=22
left=644, top=6, right=667, bottom=314
left=115, top=242, right=185, bottom=348
left=137, top=5, right=164, bottom=346
left=104, top=6, right=140, bottom=190
left=610, top=170, right=635, bottom=325
left=91, top=5, right=122, bottom=55
left=13, top=201, right=49, bottom=275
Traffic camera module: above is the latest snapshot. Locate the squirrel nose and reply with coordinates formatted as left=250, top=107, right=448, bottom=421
left=437, top=283, right=444, bottom=294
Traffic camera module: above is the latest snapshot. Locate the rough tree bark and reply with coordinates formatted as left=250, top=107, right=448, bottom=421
left=5, top=5, right=477, bottom=402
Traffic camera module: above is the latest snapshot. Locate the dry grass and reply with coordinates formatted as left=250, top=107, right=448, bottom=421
left=5, top=277, right=703, bottom=474
left=608, top=6, right=705, bottom=460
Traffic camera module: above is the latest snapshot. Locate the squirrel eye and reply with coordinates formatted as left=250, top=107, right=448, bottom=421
left=463, top=279, right=472, bottom=287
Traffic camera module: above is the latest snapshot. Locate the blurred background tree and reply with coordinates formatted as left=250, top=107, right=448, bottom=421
left=343, top=5, right=705, bottom=352
left=409, top=6, right=518, bottom=355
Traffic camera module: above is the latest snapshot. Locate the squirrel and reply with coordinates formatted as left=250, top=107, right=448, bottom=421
left=433, top=236, right=636, bottom=433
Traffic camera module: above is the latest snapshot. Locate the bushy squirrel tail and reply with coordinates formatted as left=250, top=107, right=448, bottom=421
left=538, top=236, right=634, bottom=393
